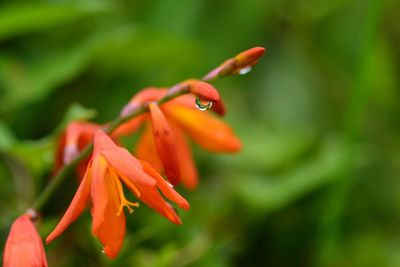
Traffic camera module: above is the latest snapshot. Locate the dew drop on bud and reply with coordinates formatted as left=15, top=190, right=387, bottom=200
left=238, top=66, right=252, bottom=75
left=101, top=249, right=105, bottom=254
left=195, top=98, right=213, bottom=111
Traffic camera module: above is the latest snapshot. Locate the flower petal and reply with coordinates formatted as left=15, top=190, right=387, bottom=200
left=46, top=165, right=92, bottom=244
left=140, top=160, right=189, bottom=210
left=91, top=159, right=126, bottom=259
left=90, top=155, right=109, bottom=234
left=136, top=183, right=183, bottom=224
left=120, top=88, right=167, bottom=117
left=94, top=131, right=156, bottom=186
left=111, top=115, right=146, bottom=137
left=148, top=103, right=180, bottom=185
left=136, top=122, right=163, bottom=172
left=167, top=106, right=241, bottom=153
left=102, top=148, right=156, bottom=186
left=172, top=125, right=198, bottom=190
left=64, top=122, right=99, bottom=163
left=187, top=80, right=220, bottom=101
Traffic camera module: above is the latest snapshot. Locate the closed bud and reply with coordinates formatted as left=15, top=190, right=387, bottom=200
left=185, top=80, right=220, bottom=102
left=3, top=214, right=48, bottom=267
left=234, top=47, right=266, bottom=69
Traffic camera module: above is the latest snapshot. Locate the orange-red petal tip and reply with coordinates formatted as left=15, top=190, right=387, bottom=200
left=188, top=80, right=220, bottom=102
left=211, top=99, right=226, bottom=116
left=235, top=47, right=266, bottom=68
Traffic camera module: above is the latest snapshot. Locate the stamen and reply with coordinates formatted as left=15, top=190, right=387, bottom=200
left=109, top=167, right=139, bottom=216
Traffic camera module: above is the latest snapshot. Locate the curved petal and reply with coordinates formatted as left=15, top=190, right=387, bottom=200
left=91, top=159, right=126, bottom=259
left=111, top=115, right=146, bottom=138
left=94, top=131, right=156, bottom=186
left=136, top=183, right=182, bottom=225
left=93, top=130, right=117, bottom=153
left=185, top=80, right=220, bottom=101
left=64, top=122, right=99, bottom=163
left=140, top=160, right=189, bottom=210
left=149, top=103, right=180, bottom=185
left=130, top=88, right=167, bottom=104
left=120, top=88, right=167, bottom=117
left=136, top=122, right=163, bottom=172
left=166, top=106, right=241, bottom=153
left=172, top=125, right=198, bottom=190
left=46, top=164, right=92, bottom=244
left=90, top=155, right=108, bottom=234
left=102, top=148, right=156, bottom=186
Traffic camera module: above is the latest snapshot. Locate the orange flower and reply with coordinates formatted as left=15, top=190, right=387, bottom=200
left=54, top=121, right=101, bottom=178
left=121, top=84, right=241, bottom=189
left=3, top=214, right=48, bottom=267
left=54, top=120, right=144, bottom=179
left=46, top=130, right=189, bottom=259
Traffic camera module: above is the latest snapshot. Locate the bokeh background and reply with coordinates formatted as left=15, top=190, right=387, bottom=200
left=1, top=0, right=400, bottom=266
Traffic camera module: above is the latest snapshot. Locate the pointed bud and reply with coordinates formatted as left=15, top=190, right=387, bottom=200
left=185, top=80, right=220, bottom=102
left=234, top=47, right=266, bottom=69
left=3, top=214, right=48, bottom=267
left=203, top=47, right=266, bottom=80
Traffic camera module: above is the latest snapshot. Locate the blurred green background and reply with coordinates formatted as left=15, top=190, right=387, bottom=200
left=1, top=0, right=400, bottom=266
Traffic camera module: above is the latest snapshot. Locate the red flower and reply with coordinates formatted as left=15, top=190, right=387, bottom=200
left=3, top=214, right=48, bottom=267
left=121, top=84, right=241, bottom=189
left=46, top=130, right=189, bottom=259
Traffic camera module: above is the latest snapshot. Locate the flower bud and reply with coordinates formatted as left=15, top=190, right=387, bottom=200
left=234, top=47, right=266, bottom=69
left=3, top=214, right=48, bottom=267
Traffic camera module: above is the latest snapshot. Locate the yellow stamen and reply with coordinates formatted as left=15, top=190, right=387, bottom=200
left=109, top=167, right=139, bottom=216
left=119, top=173, right=141, bottom=198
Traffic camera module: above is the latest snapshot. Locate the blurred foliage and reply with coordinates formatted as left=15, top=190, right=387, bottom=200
left=1, top=0, right=400, bottom=266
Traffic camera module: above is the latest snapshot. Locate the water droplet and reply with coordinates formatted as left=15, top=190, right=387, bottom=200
left=238, top=66, right=252, bottom=75
left=195, top=98, right=213, bottom=111
left=101, top=249, right=105, bottom=254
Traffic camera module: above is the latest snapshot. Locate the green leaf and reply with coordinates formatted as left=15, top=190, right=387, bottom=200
left=0, top=3, right=110, bottom=40
left=54, top=102, right=97, bottom=134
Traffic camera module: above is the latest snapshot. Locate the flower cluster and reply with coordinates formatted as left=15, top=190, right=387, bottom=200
left=2, top=47, right=265, bottom=264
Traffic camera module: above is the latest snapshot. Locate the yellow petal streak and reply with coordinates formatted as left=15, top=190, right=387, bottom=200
left=108, top=167, right=139, bottom=215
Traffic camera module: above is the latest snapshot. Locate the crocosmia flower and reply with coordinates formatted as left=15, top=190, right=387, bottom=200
left=54, top=121, right=143, bottom=179
left=3, top=214, right=48, bottom=267
left=46, top=130, right=189, bottom=259
left=120, top=84, right=241, bottom=189
left=54, top=121, right=101, bottom=178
